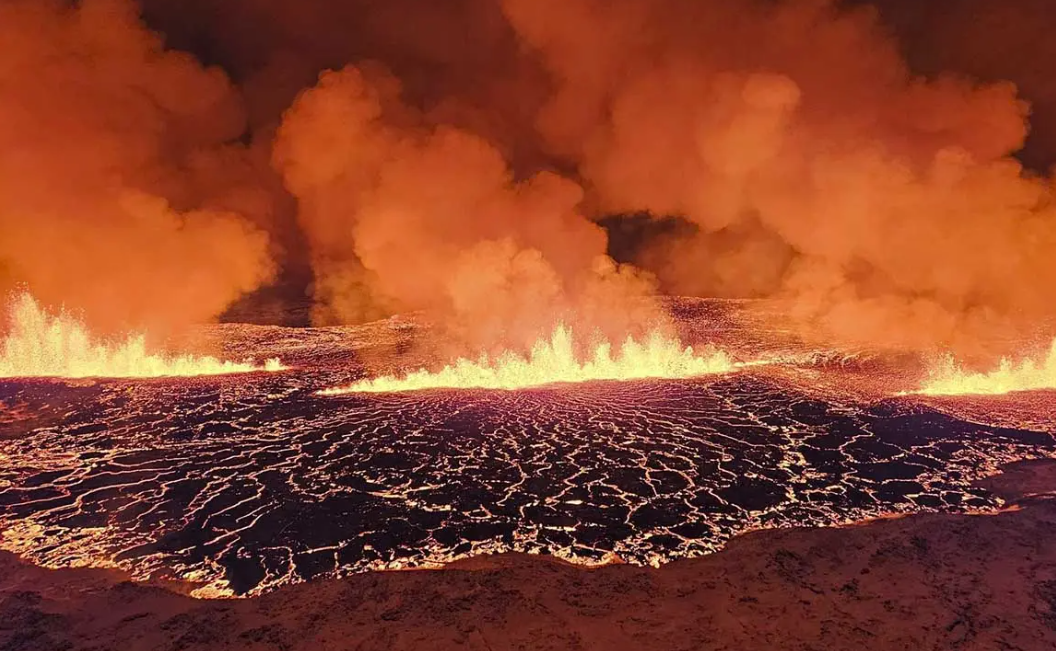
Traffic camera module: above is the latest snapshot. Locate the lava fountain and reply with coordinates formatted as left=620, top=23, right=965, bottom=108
left=0, top=293, right=284, bottom=379
left=915, top=339, right=1056, bottom=396
left=321, top=324, right=744, bottom=394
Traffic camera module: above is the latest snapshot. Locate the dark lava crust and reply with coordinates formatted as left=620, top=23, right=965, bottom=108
left=2, top=368, right=1054, bottom=596
left=2, top=460, right=1056, bottom=650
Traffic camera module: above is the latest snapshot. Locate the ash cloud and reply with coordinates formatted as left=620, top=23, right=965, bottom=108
left=5, top=0, right=1056, bottom=359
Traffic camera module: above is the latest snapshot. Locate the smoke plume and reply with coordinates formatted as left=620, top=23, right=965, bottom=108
left=273, top=65, right=663, bottom=352
left=0, top=0, right=275, bottom=335
left=6, top=0, right=1056, bottom=361
left=501, top=0, right=1056, bottom=356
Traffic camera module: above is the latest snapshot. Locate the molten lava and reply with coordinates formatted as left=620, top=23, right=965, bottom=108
left=0, top=293, right=283, bottom=379
left=917, top=340, right=1056, bottom=396
left=321, top=325, right=742, bottom=394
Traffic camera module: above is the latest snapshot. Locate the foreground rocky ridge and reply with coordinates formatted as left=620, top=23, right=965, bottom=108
left=2, top=460, right=1055, bottom=651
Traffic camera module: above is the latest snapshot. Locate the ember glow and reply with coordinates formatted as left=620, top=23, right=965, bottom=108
left=0, top=293, right=283, bottom=379
left=321, top=325, right=740, bottom=394
left=916, top=340, right=1056, bottom=397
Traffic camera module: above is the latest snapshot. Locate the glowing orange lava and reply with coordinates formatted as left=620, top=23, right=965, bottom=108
left=916, top=339, right=1056, bottom=396
left=0, top=293, right=283, bottom=379
left=321, top=325, right=746, bottom=394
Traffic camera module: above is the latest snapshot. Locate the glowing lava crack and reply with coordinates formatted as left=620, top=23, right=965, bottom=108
left=0, top=293, right=284, bottom=379
left=321, top=324, right=745, bottom=394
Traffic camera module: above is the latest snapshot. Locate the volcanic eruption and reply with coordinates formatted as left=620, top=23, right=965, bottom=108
left=3, top=0, right=1056, bottom=382
left=1, top=0, right=1056, bottom=620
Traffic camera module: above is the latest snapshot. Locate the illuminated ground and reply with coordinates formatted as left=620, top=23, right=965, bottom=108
left=1, top=299, right=1054, bottom=597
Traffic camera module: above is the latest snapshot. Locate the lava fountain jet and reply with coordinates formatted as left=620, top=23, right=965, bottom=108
left=914, top=340, right=1056, bottom=396
left=321, top=324, right=744, bottom=394
left=0, top=293, right=284, bottom=379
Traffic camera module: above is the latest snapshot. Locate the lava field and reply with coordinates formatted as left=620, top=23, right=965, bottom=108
left=1, top=301, right=1054, bottom=597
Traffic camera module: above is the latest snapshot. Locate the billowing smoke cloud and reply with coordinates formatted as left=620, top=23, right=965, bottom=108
left=273, top=66, right=663, bottom=353
left=0, top=0, right=275, bottom=335
left=500, top=0, right=1056, bottom=356
left=140, top=0, right=551, bottom=170
left=870, top=0, right=1056, bottom=172
left=5, top=0, right=1056, bottom=361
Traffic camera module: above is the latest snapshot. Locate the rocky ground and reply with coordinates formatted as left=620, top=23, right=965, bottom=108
left=2, top=459, right=1055, bottom=651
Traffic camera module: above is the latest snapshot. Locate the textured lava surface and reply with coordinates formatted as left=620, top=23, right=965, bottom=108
left=1, top=300, right=1054, bottom=597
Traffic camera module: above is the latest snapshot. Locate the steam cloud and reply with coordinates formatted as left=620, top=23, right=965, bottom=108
left=4, top=0, right=1056, bottom=360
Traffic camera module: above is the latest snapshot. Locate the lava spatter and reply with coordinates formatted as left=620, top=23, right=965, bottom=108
left=915, top=340, right=1056, bottom=397
left=320, top=325, right=744, bottom=394
left=0, top=293, right=284, bottom=379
